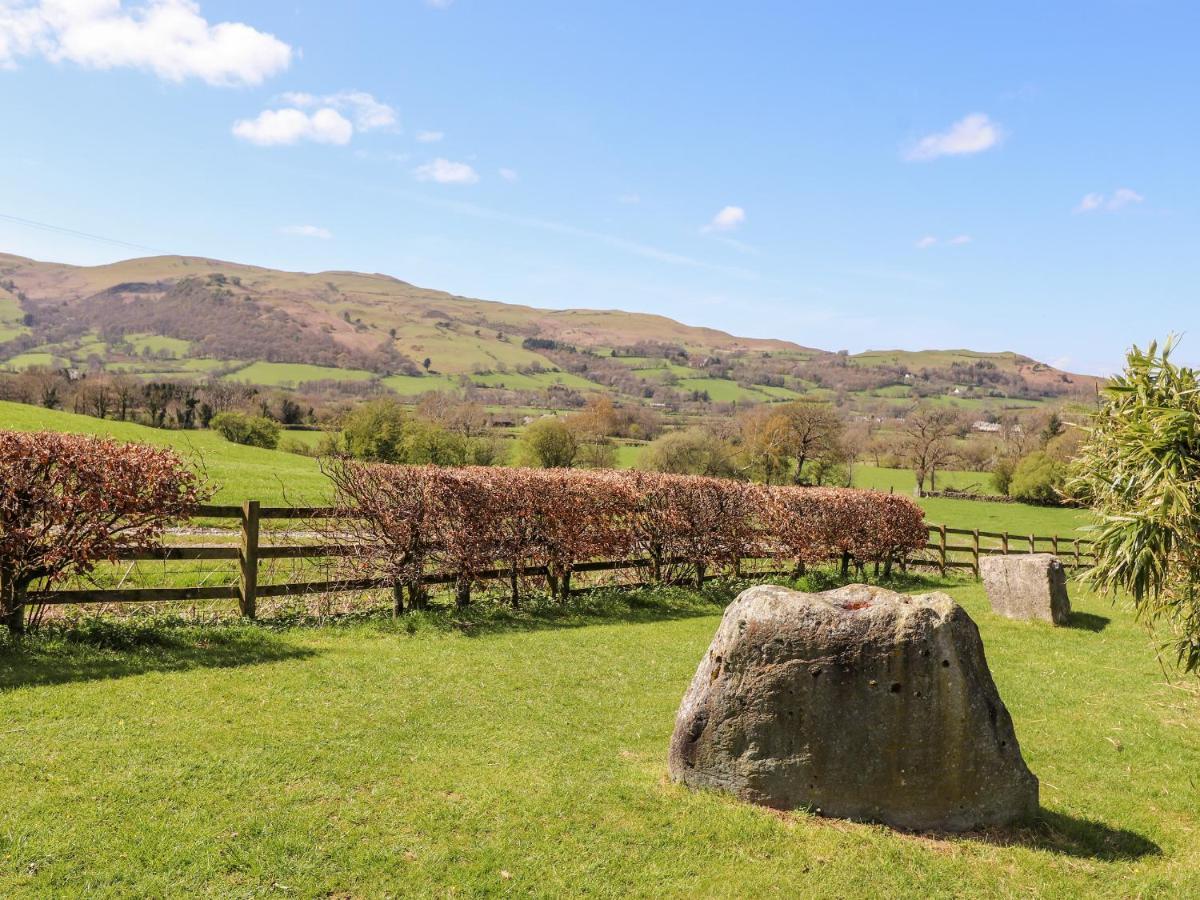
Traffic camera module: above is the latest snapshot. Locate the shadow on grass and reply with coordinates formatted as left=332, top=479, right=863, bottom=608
left=0, top=618, right=313, bottom=689
left=961, top=809, right=1159, bottom=861
left=300, top=571, right=963, bottom=639
left=1066, top=611, right=1110, bottom=632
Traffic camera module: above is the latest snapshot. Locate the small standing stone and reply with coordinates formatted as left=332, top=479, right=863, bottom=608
left=668, top=584, right=1039, bottom=832
left=980, top=554, right=1071, bottom=625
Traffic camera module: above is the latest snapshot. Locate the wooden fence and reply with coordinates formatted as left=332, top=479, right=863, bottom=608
left=19, top=503, right=1097, bottom=621
left=925, top=524, right=1096, bottom=578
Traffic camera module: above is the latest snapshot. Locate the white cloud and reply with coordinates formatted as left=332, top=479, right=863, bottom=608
left=281, top=224, right=332, bottom=239
left=1109, top=187, right=1144, bottom=210
left=916, top=234, right=972, bottom=249
left=0, top=0, right=291, bottom=86
left=705, top=205, right=746, bottom=232
left=413, top=157, right=479, bottom=184
left=279, top=90, right=397, bottom=131
left=618, top=193, right=641, bottom=205
left=424, top=0, right=454, bottom=7
left=233, top=107, right=353, bottom=146
left=1075, top=187, right=1144, bottom=213
left=906, top=113, right=1001, bottom=161
left=416, top=130, right=444, bottom=143
left=498, top=167, right=518, bottom=182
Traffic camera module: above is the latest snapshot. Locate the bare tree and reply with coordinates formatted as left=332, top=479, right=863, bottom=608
left=902, top=405, right=960, bottom=495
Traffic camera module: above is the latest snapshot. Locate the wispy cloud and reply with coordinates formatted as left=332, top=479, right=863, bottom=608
left=915, top=234, right=972, bottom=249
left=704, top=205, right=746, bottom=232
left=416, top=130, right=444, bottom=143
left=498, top=167, right=519, bottom=182
left=413, top=158, right=479, bottom=184
left=233, top=107, right=353, bottom=146
left=280, top=91, right=397, bottom=131
left=281, top=224, right=333, bottom=239
left=905, top=113, right=1001, bottom=161
left=0, top=0, right=292, bottom=86
left=1075, top=187, right=1144, bottom=213
left=424, top=0, right=454, bottom=7
left=618, top=193, right=641, bottom=205
left=406, top=193, right=757, bottom=279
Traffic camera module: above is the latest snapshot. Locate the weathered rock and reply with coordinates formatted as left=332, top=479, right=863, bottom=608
left=668, top=584, right=1038, bottom=831
left=980, top=554, right=1071, bottom=625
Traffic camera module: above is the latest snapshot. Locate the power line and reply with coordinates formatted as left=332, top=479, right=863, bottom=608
left=0, top=211, right=163, bottom=254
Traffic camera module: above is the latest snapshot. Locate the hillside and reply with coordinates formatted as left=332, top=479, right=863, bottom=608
left=0, top=252, right=1102, bottom=412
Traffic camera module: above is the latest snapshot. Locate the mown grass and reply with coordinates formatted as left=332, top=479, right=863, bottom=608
left=1, top=578, right=1197, bottom=897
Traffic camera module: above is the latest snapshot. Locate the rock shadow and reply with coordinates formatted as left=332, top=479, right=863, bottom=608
left=1066, top=611, right=1110, bottom=632
left=957, top=809, right=1159, bottom=861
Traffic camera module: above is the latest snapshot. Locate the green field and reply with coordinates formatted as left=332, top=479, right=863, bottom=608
left=0, top=401, right=326, bottom=505
left=382, top=373, right=461, bottom=396
left=1, top=579, right=1195, bottom=896
left=127, top=333, right=192, bottom=357
left=470, top=370, right=600, bottom=392
left=853, top=465, right=1093, bottom=538
left=0, top=403, right=1091, bottom=538
left=0, top=352, right=68, bottom=370
left=225, top=361, right=378, bottom=388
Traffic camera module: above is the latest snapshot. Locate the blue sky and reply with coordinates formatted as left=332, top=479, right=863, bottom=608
left=1, top=1, right=1197, bottom=374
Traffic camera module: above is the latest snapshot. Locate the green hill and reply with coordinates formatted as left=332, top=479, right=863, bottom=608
left=0, top=252, right=1102, bottom=413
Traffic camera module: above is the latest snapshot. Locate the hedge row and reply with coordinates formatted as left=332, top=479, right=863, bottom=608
left=324, top=462, right=928, bottom=608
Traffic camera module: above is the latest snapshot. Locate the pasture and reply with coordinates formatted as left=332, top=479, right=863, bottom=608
left=1, top=579, right=1196, bottom=896
left=0, top=402, right=1093, bottom=541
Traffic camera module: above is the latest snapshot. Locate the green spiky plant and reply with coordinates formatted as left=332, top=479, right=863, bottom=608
left=1069, top=337, right=1200, bottom=672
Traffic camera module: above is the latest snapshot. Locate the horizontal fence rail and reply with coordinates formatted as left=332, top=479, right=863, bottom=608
left=15, top=503, right=1096, bottom=621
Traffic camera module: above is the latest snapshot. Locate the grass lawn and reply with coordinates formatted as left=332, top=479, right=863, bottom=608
left=1, top=578, right=1197, bottom=896
left=0, top=401, right=327, bottom=505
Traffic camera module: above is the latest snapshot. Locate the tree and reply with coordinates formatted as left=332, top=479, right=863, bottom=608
left=210, top=412, right=281, bottom=449
left=902, top=405, right=959, bottom=495
left=736, top=407, right=791, bottom=484
left=0, top=432, right=208, bottom=634
left=775, top=401, right=846, bottom=485
left=639, top=428, right=739, bottom=478
left=341, top=398, right=411, bottom=463
left=1069, top=339, right=1200, bottom=672
left=1008, top=451, right=1065, bottom=504
left=516, top=418, right=578, bottom=468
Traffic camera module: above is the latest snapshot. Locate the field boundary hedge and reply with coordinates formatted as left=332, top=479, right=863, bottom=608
left=7, top=464, right=1098, bottom=628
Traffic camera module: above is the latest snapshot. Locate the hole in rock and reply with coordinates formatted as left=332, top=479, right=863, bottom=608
left=890, top=683, right=902, bottom=693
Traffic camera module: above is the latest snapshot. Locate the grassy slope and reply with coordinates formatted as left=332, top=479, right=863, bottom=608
left=0, top=402, right=1090, bottom=537
left=0, top=401, right=326, bottom=505
left=1, top=580, right=1196, bottom=896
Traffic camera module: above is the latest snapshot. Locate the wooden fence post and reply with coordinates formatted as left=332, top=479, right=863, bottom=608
left=239, top=500, right=260, bottom=620
left=1002, top=531, right=1010, bottom=555
left=1074, top=539, right=1081, bottom=570
left=938, top=524, right=947, bottom=577
left=1052, top=535, right=1060, bottom=557
left=972, top=529, right=981, bottom=578
left=1028, top=534, right=1036, bottom=555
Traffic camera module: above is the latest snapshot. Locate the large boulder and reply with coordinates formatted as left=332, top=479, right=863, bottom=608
left=980, top=554, right=1071, bottom=625
left=668, top=584, right=1038, bottom=832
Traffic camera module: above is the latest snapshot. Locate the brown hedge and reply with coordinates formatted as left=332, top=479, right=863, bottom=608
left=324, top=462, right=927, bottom=607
